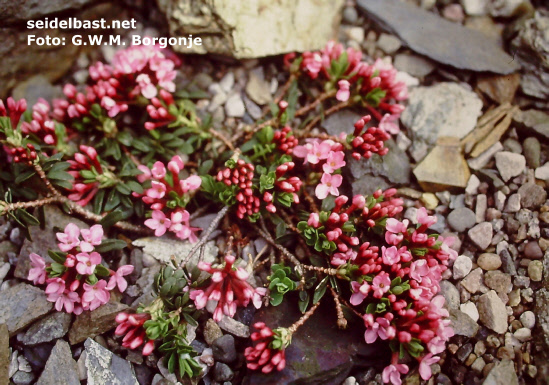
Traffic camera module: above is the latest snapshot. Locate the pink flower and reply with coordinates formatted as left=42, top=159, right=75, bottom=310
left=144, top=210, right=171, bottom=236
left=315, top=173, right=342, bottom=199
left=331, top=249, right=357, bottom=266
left=350, top=281, right=370, bottom=305
left=45, top=277, right=65, bottom=295
left=151, top=161, right=166, bottom=179
left=379, top=113, right=400, bottom=135
left=107, top=265, right=134, bottom=292
left=137, top=165, right=151, bottom=183
left=56, top=223, right=81, bottom=252
left=79, top=224, right=104, bottom=252
left=75, top=252, right=102, bottom=275
left=371, top=271, right=391, bottom=298
left=49, top=291, right=81, bottom=314
left=416, top=207, right=437, bottom=228
left=322, top=151, right=346, bottom=174
left=381, top=246, right=401, bottom=265
left=419, top=353, right=440, bottom=380
left=382, top=363, right=408, bottom=385
left=82, top=280, right=111, bottom=311
left=136, top=74, right=158, bottom=99
left=336, top=80, right=350, bottom=102
left=146, top=181, right=166, bottom=199
left=28, top=253, right=46, bottom=285
left=293, top=141, right=331, bottom=164
left=180, top=175, right=202, bottom=193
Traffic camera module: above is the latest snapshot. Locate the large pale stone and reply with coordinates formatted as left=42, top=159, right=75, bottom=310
left=156, top=0, right=343, bottom=58
left=413, top=137, right=471, bottom=192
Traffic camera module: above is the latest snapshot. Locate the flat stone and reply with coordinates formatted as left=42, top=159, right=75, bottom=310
left=518, top=183, right=547, bottom=209
left=495, top=151, right=526, bottom=181
left=158, top=0, right=344, bottom=59
left=376, top=33, right=402, bottom=54
left=11, top=75, right=63, bottom=107
left=478, top=290, right=508, bottom=333
left=218, top=316, right=250, bottom=338
left=356, top=0, right=519, bottom=74
left=85, top=338, right=138, bottom=385
left=483, top=359, right=518, bottom=385
left=245, top=70, right=271, bottom=105
left=36, top=340, right=80, bottom=385
left=460, top=267, right=484, bottom=294
left=204, top=318, right=223, bottom=346
left=447, top=207, right=476, bottom=232
left=504, top=193, right=521, bottom=213
left=0, top=324, right=8, bottom=385
left=212, top=334, right=237, bottom=363
left=225, top=93, right=246, bottom=118
left=402, top=83, right=483, bottom=148
left=477, top=253, right=502, bottom=270
left=413, top=137, right=471, bottom=192
left=453, top=255, right=473, bottom=280
left=322, top=110, right=361, bottom=136
left=468, top=222, right=493, bottom=250
left=0, top=283, right=53, bottom=337
left=69, top=300, right=128, bottom=345
left=468, top=141, right=503, bottom=171
left=449, top=309, right=479, bottom=337
left=514, top=109, right=549, bottom=139
left=244, top=300, right=388, bottom=385
left=19, top=312, right=71, bottom=345
left=440, top=280, right=460, bottom=310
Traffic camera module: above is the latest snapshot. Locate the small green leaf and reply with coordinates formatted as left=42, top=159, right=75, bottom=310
left=313, top=276, right=329, bottom=304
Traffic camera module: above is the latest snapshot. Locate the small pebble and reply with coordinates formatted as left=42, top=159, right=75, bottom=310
left=477, top=253, right=502, bottom=271
left=524, top=241, right=543, bottom=259
left=513, top=327, right=532, bottom=341
left=528, top=260, right=543, bottom=281
left=453, top=255, right=473, bottom=279
left=520, top=311, right=535, bottom=329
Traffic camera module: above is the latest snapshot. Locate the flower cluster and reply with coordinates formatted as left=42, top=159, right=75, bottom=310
left=349, top=115, right=391, bottom=160
left=115, top=311, right=155, bottom=355
left=272, top=126, right=298, bottom=155
left=20, top=98, right=60, bottom=146
left=0, top=96, right=27, bottom=129
left=245, top=322, right=289, bottom=373
left=137, top=155, right=202, bottom=240
left=289, top=41, right=407, bottom=123
left=190, top=254, right=267, bottom=322
left=261, top=160, right=302, bottom=214
left=292, top=138, right=346, bottom=200
left=28, top=223, right=133, bottom=314
left=216, top=159, right=259, bottom=219
left=144, top=89, right=177, bottom=131
left=67, top=145, right=113, bottom=206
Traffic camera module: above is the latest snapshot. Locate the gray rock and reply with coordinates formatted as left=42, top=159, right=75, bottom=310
left=449, top=309, right=479, bottom=337
left=447, top=207, right=476, bottom=232
left=343, top=6, right=358, bottom=23
left=212, top=334, right=237, bottom=363
left=158, top=0, right=344, bottom=59
left=453, top=255, right=473, bottom=280
left=225, top=93, right=246, bottom=118
left=12, top=371, right=35, bottom=385
left=468, top=141, right=503, bottom=170
left=213, top=362, right=234, bottom=382
left=518, top=183, right=547, bottom=209
left=12, top=75, right=63, bottom=107
left=69, top=300, right=128, bottom=345
left=460, top=267, right=484, bottom=294
left=393, top=53, right=435, bottom=78
left=322, top=110, right=361, bottom=136
left=514, top=109, right=549, bottom=139
left=402, top=83, right=482, bottom=150
left=218, top=316, right=250, bottom=338
left=356, top=0, right=519, bottom=73
left=460, top=301, right=479, bottom=322
left=0, top=324, right=8, bottom=385
left=243, top=95, right=262, bottom=120
left=484, top=271, right=512, bottom=293
left=535, top=162, right=549, bottom=181
left=477, top=290, right=508, bottom=333
left=495, top=151, right=526, bottom=181
left=483, top=359, right=518, bottom=385
left=440, top=280, right=460, bottom=309
left=0, top=283, right=52, bottom=337
left=477, top=253, right=502, bottom=271
left=36, top=340, right=80, bottom=385
left=349, top=139, right=411, bottom=184
left=468, top=222, right=493, bottom=250
left=19, top=312, right=71, bottom=345
left=520, top=311, right=536, bottom=329
left=504, top=193, right=521, bottom=213
left=84, top=338, right=139, bottom=385
left=509, top=11, right=549, bottom=99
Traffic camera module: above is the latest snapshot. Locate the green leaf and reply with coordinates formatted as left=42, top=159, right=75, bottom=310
left=95, top=238, right=127, bottom=253
left=270, top=292, right=284, bottom=306
left=94, top=264, right=111, bottom=277
left=99, top=211, right=124, bottom=230
left=48, top=250, right=67, bottom=264
left=313, top=276, right=329, bottom=304
left=104, top=189, right=121, bottom=211
left=14, top=170, right=36, bottom=184
left=16, top=209, right=40, bottom=226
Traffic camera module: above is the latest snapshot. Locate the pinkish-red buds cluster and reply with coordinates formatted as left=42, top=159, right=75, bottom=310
left=350, top=115, right=391, bottom=160
left=245, top=322, right=287, bottom=373
left=115, top=312, right=155, bottom=355
left=273, top=126, right=298, bottom=155
left=20, top=98, right=59, bottom=146
left=217, top=159, right=260, bottom=219
left=145, top=89, right=176, bottom=130
left=67, top=145, right=105, bottom=206
left=0, top=97, right=27, bottom=129
left=7, top=143, right=37, bottom=164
